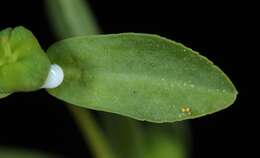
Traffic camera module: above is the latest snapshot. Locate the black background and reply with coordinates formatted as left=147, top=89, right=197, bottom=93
left=0, top=0, right=255, bottom=158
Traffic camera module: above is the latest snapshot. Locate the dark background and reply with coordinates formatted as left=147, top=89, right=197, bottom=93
left=0, top=0, right=254, bottom=158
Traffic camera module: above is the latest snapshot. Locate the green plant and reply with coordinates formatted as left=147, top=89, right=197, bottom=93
left=0, top=0, right=237, bottom=157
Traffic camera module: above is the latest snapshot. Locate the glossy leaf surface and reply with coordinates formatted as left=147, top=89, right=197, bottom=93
left=47, top=33, right=237, bottom=122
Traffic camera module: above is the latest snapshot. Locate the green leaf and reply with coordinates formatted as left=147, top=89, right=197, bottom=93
left=47, top=33, right=237, bottom=123
left=0, top=26, right=51, bottom=94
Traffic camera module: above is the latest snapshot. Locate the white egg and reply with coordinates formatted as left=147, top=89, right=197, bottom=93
left=42, top=64, right=64, bottom=89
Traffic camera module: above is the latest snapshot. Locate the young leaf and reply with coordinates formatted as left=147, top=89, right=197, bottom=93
left=0, top=26, right=51, bottom=94
left=47, top=33, right=237, bottom=123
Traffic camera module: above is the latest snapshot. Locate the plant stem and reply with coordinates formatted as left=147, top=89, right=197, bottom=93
left=69, top=106, right=114, bottom=158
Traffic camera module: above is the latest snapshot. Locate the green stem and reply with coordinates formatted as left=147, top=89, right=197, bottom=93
left=69, top=106, right=114, bottom=158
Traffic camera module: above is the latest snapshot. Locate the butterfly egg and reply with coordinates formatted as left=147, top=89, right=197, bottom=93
left=41, top=64, right=64, bottom=89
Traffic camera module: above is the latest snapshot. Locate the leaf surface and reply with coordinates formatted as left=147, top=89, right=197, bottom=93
left=47, top=33, right=237, bottom=122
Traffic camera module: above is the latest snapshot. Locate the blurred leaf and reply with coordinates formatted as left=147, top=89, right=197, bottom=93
left=47, top=33, right=237, bottom=123
left=143, top=122, right=190, bottom=158
left=100, top=113, right=145, bottom=158
left=99, top=113, right=190, bottom=158
left=45, top=0, right=99, bottom=39
left=0, top=147, right=59, bottom=158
